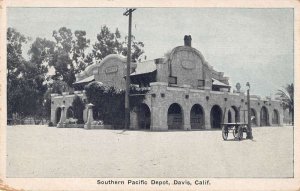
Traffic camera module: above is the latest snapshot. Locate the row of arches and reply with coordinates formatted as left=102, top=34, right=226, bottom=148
left=55, top=107, right=75, bottom=124
left=54, top=103, right=280, bottom=129
left=137, top=103, right=280, bottom=130
left=166, top=104, right=241, bottom=129
left=250, top=107, right=279, bottom=126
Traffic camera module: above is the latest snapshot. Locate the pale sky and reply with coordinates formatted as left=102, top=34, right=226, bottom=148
left=7, top=8, right=294, bottom=97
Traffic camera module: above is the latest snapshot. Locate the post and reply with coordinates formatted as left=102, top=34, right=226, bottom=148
left=124, top=8, right=136, bottom=129
left=57, top=104, right=66, bottom=128
left=246, top=82, right=253, bottom=139
left=84, top=103, right=94, bottom=129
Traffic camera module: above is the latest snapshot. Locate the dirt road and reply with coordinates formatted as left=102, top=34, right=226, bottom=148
left=6, top=125, right=293, bottom=178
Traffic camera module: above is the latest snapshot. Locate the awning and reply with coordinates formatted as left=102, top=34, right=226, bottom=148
left=130, top=60, right=157, bottom=76
left=73, top=75, right=95, bottom=84
left=212, top=78, right=230, bottom=87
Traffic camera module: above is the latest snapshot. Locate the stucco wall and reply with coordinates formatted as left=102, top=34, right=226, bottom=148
left=168, top=46, right=206, bottom=89
left=129, top=82, right=284, bottom=131
left=51, top=84, right=284, bottom=130
left=51, top=92, right=87, bottom=125
left=95, top=57, right=126, bottom=90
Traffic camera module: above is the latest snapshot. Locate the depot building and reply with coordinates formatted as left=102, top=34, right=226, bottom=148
left=51, top=35, right=283, bottom=130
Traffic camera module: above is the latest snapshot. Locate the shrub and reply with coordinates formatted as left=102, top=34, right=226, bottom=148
left=84, top=82, right=148, bottom=128
left=65, top=118, right=78, bottom=124
left=72, top=95, right=85, bottom=124
left=48, top=121, right=54, bottom=127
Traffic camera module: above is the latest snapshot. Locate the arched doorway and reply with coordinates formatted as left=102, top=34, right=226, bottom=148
left=190, top=104, right=204, bottom=129
left=260, top=106, right=269, bottom=126
left=55, top=107, right=62, bottom=124
left=228, top=110, right=232, bottom=123
left=251, top=108, right=257, bottom=126
left=66, top=107, right=74, bottom=119
left=272, top=109, right=279, bottom=125
left=138, top=104, right=151, bottom=130
left=231, top=106, right=240, bottom=122
left=168, top=103, right=183, bottom=130
left=210, top=105, right=223, bottom=129
left=92, top=107, right=100, bottom=121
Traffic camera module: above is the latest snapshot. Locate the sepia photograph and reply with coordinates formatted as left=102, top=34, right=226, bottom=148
left=1, top=1, right=299, bottom=190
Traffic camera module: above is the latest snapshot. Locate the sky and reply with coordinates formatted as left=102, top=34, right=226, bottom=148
left=7, top=7, right=294, bottom=97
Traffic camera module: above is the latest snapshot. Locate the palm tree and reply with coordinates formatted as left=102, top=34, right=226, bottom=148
left=276, top=83, right=294, bottom=124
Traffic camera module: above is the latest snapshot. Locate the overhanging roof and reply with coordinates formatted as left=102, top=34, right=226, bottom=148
left=212, top=78, right=230, bottom=87
left=73, top=75, right=95, bottom=84
left=130, top=60, right=157, bottom=76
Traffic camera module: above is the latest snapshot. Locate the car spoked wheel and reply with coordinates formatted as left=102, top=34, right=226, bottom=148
left=222, top=126, right=228, bottom=140
left=233, top=126, right=239, bottom=139
left=238, top=126, right=243, bottom=140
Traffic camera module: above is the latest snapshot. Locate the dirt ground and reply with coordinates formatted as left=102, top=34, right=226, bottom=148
left=6, top=125, right=293, bottom=178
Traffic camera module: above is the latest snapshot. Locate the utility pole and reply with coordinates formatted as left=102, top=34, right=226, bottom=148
left=246, top=82, right=253, bottom=139
left=123, top=8, right=136, bottom=129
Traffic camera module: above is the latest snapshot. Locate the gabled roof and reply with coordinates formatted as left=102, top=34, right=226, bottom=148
left=73, top=75, right=95, bottom=84
left=130, top=60, right=157, bottom=76
left=212, top=78, right=230, bottom=87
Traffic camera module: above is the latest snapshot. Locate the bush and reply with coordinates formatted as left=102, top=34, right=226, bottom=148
left=91, top=120, right=104, bottom=125
left=72, top=95, right=85, bottom=124
left=84, top=82, right=149, bottom=128
left=65, top=118, right=78, bottom=124
left=48, top=121, right=54, bottom=127
left=129, top=85, right=149, bottom=109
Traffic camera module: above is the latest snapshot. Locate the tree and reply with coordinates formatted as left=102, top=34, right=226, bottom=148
left=50, top=80, right=70, bottom=94
left=28, top=37, right=56, bottom=71
left=43, top=90, right=52, bottom=120
left=84, top=81, right=148, bottom=128
left=83, top=52, right=94, bottom=66
left=51, top=27, right=90, bottom=86
left=84, top=81, right=125, bottom=127
left=164, top=49, right=172, bottom=61
left=11, top=37, right=58, bottom=122
left=276, top=83, right=294, bottom=124
left=121, top=35, right=145, bottom=62
left=50, top=27, right=74, bottom=86
left=7, top=28, right=26, bottom=79
left=7, top=28, right=72, bottom=122
left=92, top=26, right=123, bottom=60
left=7, top=27, right=27, bottom=118
left=92, top=25, right=144, bottom=62
left=72, top=30, right=91, bottom=73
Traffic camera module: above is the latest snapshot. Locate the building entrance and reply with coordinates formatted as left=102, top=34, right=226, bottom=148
left=210, top=105, right=223, bottom=128
left=168, top=103, right=183, bottom=130
left=138, top=104, right=151, bottom=129
left=272, top=109, right=279, bottom=125
left=190, top=104, right=204, bottom=129
left=260, top=106, right=269, bottom=126
left=55, top=107, right=62, bottom=124
left=251, top=108, right=257, bottom=126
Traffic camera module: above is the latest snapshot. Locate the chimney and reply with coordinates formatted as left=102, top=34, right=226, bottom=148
left=184, top=35, right=192, bottom=47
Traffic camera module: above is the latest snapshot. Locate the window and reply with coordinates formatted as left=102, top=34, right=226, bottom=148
left=198, top=80, right=205, bottom=87
left=168, top=76, right=177, bottom=85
